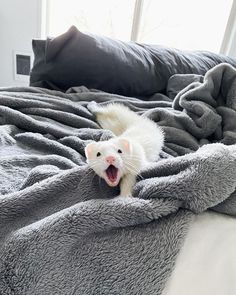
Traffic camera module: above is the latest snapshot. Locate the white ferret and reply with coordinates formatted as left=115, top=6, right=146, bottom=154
left=85, top=103, right=164, bottom=197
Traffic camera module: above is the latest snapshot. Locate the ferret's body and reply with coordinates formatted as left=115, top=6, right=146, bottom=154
left=85, top=103, right=164, bottom=197
left=96, top=103, right=164, bottom=163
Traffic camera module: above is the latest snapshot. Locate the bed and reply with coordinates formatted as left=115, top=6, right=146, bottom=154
left=1, top=26, right=236, bottom=294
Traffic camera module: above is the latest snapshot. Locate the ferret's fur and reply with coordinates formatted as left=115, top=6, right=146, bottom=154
left=85, top=103, right=164, bottom=197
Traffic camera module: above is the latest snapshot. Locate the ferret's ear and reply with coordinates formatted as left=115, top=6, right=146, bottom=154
left=118, top=138, right=132, bottom=153
left=85, top=141, right=96, bottom=158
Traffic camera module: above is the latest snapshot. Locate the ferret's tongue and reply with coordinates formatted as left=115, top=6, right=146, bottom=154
left=106, top=165, right=118, bottom=183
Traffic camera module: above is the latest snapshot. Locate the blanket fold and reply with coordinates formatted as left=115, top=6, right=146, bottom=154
left=0, top=63, right=236, bottom=294
left=134, top=143, right=236, bottom=213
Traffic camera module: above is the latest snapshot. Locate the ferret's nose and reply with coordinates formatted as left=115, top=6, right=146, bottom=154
left=106, top=156, right=115, bottom=164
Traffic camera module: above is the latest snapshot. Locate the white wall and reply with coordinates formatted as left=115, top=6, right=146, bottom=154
left=0, top=0, right=42, bottom=87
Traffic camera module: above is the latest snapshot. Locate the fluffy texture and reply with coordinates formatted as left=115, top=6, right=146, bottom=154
left=0, top=63, right=236, bottom=294
left=85, top=103, right=164, bottom=196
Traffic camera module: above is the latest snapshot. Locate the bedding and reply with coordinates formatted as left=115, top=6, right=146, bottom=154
left=30, top=26, right=236, bottom=96
left=163, top=211, right=236, bottom=295
left=0, top=63, right=236, bottom=294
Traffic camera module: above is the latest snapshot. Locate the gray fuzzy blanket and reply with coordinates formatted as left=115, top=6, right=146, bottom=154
left=0, top=63, right=236, bottom=294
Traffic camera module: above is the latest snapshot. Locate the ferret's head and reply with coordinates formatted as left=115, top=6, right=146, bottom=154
left=85, top=138, right=134, bottom=187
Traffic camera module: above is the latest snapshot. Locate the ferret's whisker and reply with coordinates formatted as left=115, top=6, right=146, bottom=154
left=98, top=176, right=102, bottom=190
left=77, top=168, right=96, bottom=188
left=124, top=160, right=140, bottom=169
left=125, top=163, right=144, bottom=180
left=124, top=155, right=143, bottom=161
left=124, top=154, right=142, bottom=159
left=88, top=163, right=100, bottom=170
left=126, top=169, right=144, bottom=180
left=125, top=161, right=144, bottom=175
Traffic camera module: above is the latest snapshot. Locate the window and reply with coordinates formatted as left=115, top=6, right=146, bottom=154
left=47, top=0, right=136, bottom=41
left=46, top=0, right=233, bottom=53
left=138, top=0, right=233, bottom=52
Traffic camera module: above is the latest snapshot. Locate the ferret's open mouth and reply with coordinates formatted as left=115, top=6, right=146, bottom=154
left=104, top=165, right=120, bottom=186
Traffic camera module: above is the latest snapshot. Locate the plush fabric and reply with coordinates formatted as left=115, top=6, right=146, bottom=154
left=1, top=63, right=236, bottom=294
left=30, top=26, right=236, bottom=96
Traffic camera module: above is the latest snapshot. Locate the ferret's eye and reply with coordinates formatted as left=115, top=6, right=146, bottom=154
left=117, top=149, right=122, bottom=154
left=97, top=152, right=101, bottom=157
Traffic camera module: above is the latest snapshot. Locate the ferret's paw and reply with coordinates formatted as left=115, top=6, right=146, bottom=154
left=119, top=193, right=133, bottom=198
left=87, top=101, right=99, bottom=113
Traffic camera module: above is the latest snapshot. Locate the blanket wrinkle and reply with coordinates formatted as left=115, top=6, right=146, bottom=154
left=134, top=143, right=236, bottom=213
left=0, top=63, right=236, bottom=294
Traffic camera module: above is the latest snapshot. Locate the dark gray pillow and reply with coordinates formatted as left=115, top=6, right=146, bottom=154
left=30, top=26, right=236, bottom=96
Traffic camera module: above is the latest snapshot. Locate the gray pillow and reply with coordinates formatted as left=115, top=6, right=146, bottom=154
left=30, top=26, right=236, bottom=96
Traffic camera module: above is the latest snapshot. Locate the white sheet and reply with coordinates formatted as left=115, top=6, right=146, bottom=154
left=162, top=211, right=236, bottom=295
